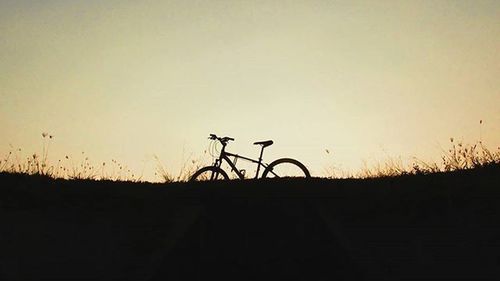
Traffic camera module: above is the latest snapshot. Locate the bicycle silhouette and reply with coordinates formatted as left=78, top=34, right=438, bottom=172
left=190, top=134, right=311, bottom=181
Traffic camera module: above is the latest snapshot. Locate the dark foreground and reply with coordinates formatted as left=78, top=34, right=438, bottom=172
left=1, top=165, right=499, bottom=281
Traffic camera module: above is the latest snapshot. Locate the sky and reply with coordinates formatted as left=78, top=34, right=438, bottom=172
left=1, top=0, right=499, bottom=181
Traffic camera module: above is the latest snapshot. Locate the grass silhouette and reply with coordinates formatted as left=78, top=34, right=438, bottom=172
left=1, top=134, right=141, bottom=182
left=1, top=163, right=499, bottom=280
left=2, top=132, right=499, bottom=182
left=1, top=130, right=499, bottom=280
left=153, top=154, right=206, bottom=183
left=356, top=139, right=500, bottom=179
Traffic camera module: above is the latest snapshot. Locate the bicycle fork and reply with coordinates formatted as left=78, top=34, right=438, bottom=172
left=210, top=159, right=221, bottom=180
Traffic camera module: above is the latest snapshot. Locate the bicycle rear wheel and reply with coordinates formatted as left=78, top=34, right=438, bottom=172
left=261, top=158, right=311, bottom=178
left=189, top=166, right=229, bottom=182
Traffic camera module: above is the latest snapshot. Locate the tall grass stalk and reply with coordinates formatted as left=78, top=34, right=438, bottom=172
left=356, top=139, right=500, bottom=179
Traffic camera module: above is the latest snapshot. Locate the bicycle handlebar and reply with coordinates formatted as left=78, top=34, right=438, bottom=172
left=208, top=134, right=234, bottom=144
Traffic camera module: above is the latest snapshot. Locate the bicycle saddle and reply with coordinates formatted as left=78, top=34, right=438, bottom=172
left=253, top=140, right=273, bottom=147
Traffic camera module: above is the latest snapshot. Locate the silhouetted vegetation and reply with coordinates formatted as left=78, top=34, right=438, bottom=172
left=0, top=133, right=140, bottom=181
left=1, top=131, right=499, bottom=279
left=356, top=139, right=500, bottom=178
left=1, top=163, right=499, bottom=280
left=2, top=133, right=499, bottom=182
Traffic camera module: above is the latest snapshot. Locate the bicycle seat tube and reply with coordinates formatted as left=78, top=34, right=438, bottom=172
left=254, top=145, right=265, bottom=178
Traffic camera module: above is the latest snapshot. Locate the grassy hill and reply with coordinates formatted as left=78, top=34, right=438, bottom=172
left=1, top=164, right=499, bottom=280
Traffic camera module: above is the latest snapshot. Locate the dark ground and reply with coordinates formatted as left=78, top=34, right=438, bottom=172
left=1, top=164, right=499, bottom=281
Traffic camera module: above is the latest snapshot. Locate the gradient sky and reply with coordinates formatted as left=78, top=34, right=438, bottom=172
left=1, top=0, right=499, bottom=181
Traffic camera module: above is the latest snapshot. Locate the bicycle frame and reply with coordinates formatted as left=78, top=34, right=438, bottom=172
left=190, top=134, right=310, bottom=181
left=214, top=143, right=270, bottom=179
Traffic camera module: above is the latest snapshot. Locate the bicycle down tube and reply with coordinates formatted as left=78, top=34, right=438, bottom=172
left=222, top=152, right=265, bottom=179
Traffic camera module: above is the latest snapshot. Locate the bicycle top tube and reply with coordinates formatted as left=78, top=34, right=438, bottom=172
left=224, top=151, right=260, bottom=164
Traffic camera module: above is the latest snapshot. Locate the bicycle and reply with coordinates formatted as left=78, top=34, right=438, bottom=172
left=189, top=134, right=311, bottom=181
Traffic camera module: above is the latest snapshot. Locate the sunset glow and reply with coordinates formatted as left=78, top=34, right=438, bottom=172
left=1, top=0, right=499, bottom=181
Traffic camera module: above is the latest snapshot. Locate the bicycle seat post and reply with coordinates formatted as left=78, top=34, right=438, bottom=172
left=253, top=140, right=273, bottom=178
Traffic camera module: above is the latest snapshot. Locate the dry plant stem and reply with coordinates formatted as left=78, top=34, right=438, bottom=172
left=356, top=140, right=500, bottom=179
left=154, top=154, right=206, bottom=183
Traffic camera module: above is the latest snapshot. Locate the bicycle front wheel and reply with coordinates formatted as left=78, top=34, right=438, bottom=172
left=261, top=158, right=311, bottom=178
left=189, top=166, right=229, bottom=182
